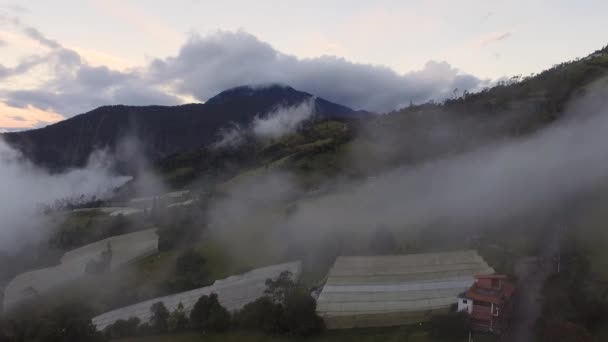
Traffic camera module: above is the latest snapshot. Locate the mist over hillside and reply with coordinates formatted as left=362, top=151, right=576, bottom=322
left=2, top=36, right=608, bottom=341
left=1, top=85, right=366, bottom=171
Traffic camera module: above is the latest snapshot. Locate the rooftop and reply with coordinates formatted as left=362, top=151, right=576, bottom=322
left=317, top=250, right=495, bottom=329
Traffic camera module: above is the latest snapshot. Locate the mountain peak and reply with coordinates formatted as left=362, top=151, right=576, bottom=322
left=205, top=83, right=310, bottom=107
left=3, top=85, right=364, bottom=170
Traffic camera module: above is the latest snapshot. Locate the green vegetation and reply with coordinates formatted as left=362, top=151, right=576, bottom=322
left=189, top=294, right=231, bottom=332
left=149, top=302, right=170, bottom=334
left=102, top=271, right=323, bottom=340
left=165, top=249, right=210, bottom=292
left=1, top=299, right=105, bottom=342
left=113, top=326, right=497, bottom=342
left=6, top=46, right=608, bottom=342
left=537, top=236, right=608, bottom=341
left=428, top=312, right=470, bottom=341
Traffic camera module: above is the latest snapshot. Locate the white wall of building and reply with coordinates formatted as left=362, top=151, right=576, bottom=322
left=457, top=298, right=473, bottom=314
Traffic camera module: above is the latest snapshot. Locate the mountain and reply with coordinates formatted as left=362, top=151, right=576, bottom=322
left=1, top=85, right=368, bottom=170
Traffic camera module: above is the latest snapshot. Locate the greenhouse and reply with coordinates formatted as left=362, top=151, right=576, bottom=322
left=92, top=261, right=302, bottom=331
left=3, top=229, right=158, bottom=311
left=316, top=250, right=494, bottom=329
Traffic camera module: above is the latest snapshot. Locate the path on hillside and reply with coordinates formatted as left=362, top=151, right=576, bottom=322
left=503, top=230, right=561, bottom=342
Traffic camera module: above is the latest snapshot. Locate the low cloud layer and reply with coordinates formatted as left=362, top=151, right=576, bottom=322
left=0, top=139, right=129, bottom=253
left=213, top=99, right=315, bottom=149
left=252, top=99, right=315, bottom=139
left=150, top=31, right=489, bottom=112
left=1, top=18, right=489, bottom=126
left=206, top=77, right=608, bottom=259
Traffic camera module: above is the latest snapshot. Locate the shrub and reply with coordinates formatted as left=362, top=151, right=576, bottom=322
left=189, top=293, right=231, bottom=332
left=103, top=317, right=140, bottom=339
left=136, top=323, right=153, bottom=336
left=16, top=301, right=106, bottom=342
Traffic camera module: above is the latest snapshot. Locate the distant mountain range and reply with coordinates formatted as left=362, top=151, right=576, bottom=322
left=2, top=85, right=369, bottom=170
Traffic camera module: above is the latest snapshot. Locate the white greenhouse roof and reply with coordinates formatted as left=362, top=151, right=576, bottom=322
left=92, top=261, right=301, bottom=331
left=316, top=250, right=494, bottom=329
left=3, top=229, right=158, bottom=311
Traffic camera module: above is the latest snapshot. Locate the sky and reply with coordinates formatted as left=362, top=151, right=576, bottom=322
left=0, top=0, right=607, bottom=131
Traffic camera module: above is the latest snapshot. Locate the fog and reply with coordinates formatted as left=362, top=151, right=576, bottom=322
left=0, top=140, right=130, bottom=254
left=205, top=77, right=608, bottom=260
left=213, top=99, right=315, bottom=149
left=252, top=99, right=315, bottom=139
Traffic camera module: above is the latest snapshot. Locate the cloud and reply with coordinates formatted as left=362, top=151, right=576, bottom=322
left=22, top=26, right=61, bottom=49
left=2, top=47, right=181, bottom=116
left=0, top=17, right=182, bottom=116
left=8, top=115, right=24, bottom=121
left=0, top=138, right=129, bottom=253
left=211, top=99, right=315, bottom=150
left=480, top=11, right=495, bottom=22
left=0, top=54, right=50, bottom=79
left=205, top=77, right=608, bottom=265
left=476, top=31, right=513, bottom=48
left=0, top=4, right=28, bottom=14
left=151, top=31, right=488, bottom=112
left=0, top=102, right=63, bottom=131
left=212, top=123, right=247, bottom=150
left=2, top=24, right=488, bottom=122
left=252, top=99, right=315, bottom=139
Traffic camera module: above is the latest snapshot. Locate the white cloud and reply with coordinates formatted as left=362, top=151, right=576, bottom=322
left=1, top=22, right=489, bottom=120
left=150, top=31, right=489, bottom=112
left=0, top=139, right=130, bottom=253
left=252, top=100, right=315, bottom=139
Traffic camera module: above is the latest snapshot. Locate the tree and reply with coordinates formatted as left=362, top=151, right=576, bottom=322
left=189, top=293, right=231, bottom=332
left=264, top=271, right=296, bottom=304
left=168, top=303, right=189, bottom=333
left=282, top=292, right=324, bottom=337
left=235, top=275, right=323, bottom=337
left=235, top=296, right=284, bottom=334
left=136, top=323, right=153, bottom=336
left=104, top=317, right=140, bottom=339
left=167, top=249, right=209, bottom=291
left=26, top=301, right=106, bottom=342
left=149, top=302, right=170, bottom=334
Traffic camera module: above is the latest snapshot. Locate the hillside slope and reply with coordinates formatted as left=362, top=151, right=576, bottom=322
left=2, top=85, right=367, bottom=170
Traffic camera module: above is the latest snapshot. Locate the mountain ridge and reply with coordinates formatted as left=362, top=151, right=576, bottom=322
left=1, top=84, right=369, bottom=170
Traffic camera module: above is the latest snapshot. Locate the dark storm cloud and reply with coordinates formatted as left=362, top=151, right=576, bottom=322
left=150, top=31, right=489, bottom=112
left=4, top=64, right=182, bottom=115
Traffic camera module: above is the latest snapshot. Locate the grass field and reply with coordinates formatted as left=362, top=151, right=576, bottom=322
left=116, top=327, right=497, bottom=342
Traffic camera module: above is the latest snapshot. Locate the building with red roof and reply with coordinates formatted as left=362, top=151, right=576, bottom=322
left=457, top=274, right=515, bottom=334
